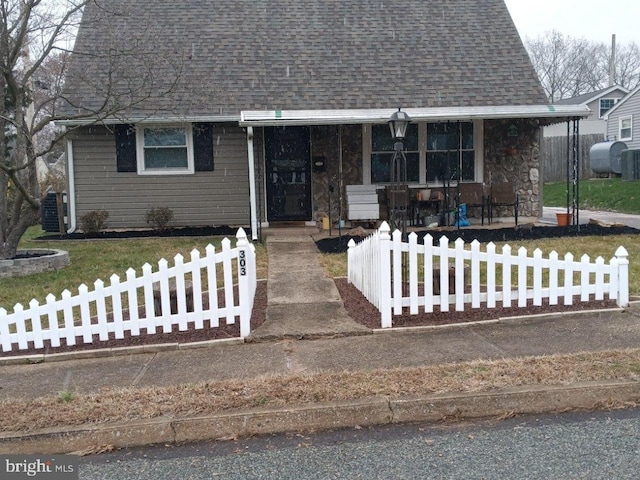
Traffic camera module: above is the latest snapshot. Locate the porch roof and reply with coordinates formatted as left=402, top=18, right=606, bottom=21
left=239, top=105, right=591, bottom=127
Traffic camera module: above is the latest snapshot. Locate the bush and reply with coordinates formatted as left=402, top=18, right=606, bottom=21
left=80, top=210, right=109, bottom=234
left=145, top=206, right=174, bottom=232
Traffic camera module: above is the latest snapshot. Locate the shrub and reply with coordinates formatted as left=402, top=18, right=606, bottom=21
left=80, top=210, right=109, bottom=234
left=145, top=206, right=174, bottom=232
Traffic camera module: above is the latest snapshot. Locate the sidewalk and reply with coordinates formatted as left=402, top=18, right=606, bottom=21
left=1, top=228, right=640, bottom=453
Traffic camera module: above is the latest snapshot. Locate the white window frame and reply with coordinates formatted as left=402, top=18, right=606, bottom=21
left=619, top=115, right=633, bottom=141
left=599, top=98, right=616, bottom=118
left=136, top=124, right=194, bottom=175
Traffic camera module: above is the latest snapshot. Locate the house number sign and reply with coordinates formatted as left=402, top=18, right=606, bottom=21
left=239, top=250, right=247, bottom=276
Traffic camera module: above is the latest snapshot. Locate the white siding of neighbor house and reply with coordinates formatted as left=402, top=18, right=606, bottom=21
left=69, top=124, right=250, bottom=229
left=586, top=91, right=627, bottom=119
left=544, top=90, right=628, bottom=138
left=606, top=92, right=640, bottom=149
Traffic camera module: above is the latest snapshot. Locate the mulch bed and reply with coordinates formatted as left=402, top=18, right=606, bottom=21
left=36, top=225, right=242, bottom=240
left=334, top=278, right=618, bottom=329
left=316, top=223, right=640, bottom=253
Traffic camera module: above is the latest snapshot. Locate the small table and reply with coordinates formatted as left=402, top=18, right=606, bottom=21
left=410, top=199, right=442, bottom=226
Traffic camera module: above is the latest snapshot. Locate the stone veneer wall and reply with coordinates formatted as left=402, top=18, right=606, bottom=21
left=311, top=125, right=362, bottom=223
left=484, top=119, right=542, bottom=218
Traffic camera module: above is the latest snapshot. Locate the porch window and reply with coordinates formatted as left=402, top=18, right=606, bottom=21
left=370, top=123, right=420, bottom=183
left=426, top=122, right=475, bottom=183
left=620, top=115, right=632, bottom=141
left=136, top=125, right=194, bottom=174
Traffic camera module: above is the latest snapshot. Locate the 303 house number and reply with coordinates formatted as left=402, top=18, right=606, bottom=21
left=239, top=250, right=247, bottom=276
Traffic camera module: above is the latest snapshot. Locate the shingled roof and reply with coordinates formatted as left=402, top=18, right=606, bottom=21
left=61, top=0, right=548, bottom=121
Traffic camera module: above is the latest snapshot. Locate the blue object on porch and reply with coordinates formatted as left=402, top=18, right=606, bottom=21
left=455, top=203, right=470, bottom=227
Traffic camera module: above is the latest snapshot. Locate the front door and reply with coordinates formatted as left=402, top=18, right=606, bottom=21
left=265, top=126, right=312, bottom=221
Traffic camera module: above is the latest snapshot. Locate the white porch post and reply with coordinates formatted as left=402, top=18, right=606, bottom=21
left=246, top=127, right=258, bottom=240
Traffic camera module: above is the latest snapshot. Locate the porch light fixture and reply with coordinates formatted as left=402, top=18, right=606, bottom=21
left=387, top=107, right=411, bottom=234
left=388, top=107, right=411, bottom=141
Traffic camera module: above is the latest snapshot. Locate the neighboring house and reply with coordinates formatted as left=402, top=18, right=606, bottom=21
left=604, top=84, right=640, bottom=149
left=542, top=86, right=628, bottom=181
left=544, top=86, right=629, bottom=138
left=36, top=153, right=65, bottom=185
left=59, top=0, right=588, bottom=237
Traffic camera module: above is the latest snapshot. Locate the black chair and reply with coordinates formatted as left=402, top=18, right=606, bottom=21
left=488, top=182, right=519, bottom=225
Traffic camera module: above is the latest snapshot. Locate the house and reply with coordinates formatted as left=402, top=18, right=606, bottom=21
left=604, top=84, right=640, bottom=149
left=542, top=86, right=628, bottom=181
left=59, top=0, right=589, bottom=238
left=544, top=86, right=628, bottom=138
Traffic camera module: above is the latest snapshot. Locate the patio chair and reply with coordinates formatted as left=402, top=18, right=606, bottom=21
left=456, top=183, right=488, bottom=225
left=488, top=182, right=519, bottom=225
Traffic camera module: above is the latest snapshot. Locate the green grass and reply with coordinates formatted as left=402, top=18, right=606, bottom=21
left=0, top=226, right=267, bottom=310
left=544, top=178, right=640, bottom=213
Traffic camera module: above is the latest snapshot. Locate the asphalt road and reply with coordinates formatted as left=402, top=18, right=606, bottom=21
left=80, top=408, right=640, bottom=479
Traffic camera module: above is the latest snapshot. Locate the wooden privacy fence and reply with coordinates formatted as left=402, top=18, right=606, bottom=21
left=0, top=229, right=257, bottom=353
left=348, top=222, right=629, bottom=328
left=542, top=133, right=603, bottom=182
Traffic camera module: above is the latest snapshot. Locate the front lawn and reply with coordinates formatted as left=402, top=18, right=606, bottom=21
left=544, top=178, right=640, bottom=213
left=0, top=226, right=267, bottom=310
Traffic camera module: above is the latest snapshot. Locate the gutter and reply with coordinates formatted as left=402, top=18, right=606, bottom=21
left=66, top=138, right=77, bottom=234
left=57, top=114, right=241, bottom=127
left=239, top=105, right=592, bottom=127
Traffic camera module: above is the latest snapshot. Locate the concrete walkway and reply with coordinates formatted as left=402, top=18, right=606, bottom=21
left=542, top=206, right=640, bottom=228
left=251, top=232, right=369, bottom=340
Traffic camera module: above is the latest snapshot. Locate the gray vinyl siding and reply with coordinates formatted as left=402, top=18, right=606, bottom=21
left=606, top=92, right=640, bottom=149
left=586, top=91, right=626, bottom=119
left=70, top=124, right=250, bottom=229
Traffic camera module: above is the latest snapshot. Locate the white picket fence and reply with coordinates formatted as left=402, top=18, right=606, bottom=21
left=348, top=222, right=630, bottom=328
left=0, top=229, right=257, bottom=353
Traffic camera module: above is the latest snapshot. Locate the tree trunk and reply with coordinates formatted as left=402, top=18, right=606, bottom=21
left=0, top=204, right=39, bottom=260
left=56, top=192, right=65, bottom=234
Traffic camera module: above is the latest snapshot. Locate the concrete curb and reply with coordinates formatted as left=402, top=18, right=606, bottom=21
left=0, top=337, right=245, bottom=366
left=2, top=381, right=638, bottom=455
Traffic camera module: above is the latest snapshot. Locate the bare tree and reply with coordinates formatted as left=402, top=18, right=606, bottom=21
left=525, top=31, right=602, bottom=101
left=601, top=42, right=640, bottom=91
left=525, top=30, right=640, bottom=102
left=0, top=0, right=183, bottom=259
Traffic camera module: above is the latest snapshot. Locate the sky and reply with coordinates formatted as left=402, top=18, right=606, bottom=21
left=504, top=0, right=640, bottom=47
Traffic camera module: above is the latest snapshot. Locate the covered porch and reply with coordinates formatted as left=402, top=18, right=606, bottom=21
left=240, top=105, right=590, bottom=240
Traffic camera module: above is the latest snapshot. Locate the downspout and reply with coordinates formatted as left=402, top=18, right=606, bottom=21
left=66, top=138, right=77, bottom=234
left=246, top=127, right=258, bottom=240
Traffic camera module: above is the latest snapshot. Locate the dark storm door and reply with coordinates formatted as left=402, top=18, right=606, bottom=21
left=265, top=126, right=312, bottom=221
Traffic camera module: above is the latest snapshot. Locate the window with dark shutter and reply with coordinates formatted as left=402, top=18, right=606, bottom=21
left=193, top=123, right=214, bottom=171
left=115, top=124, right=137, bottom=172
